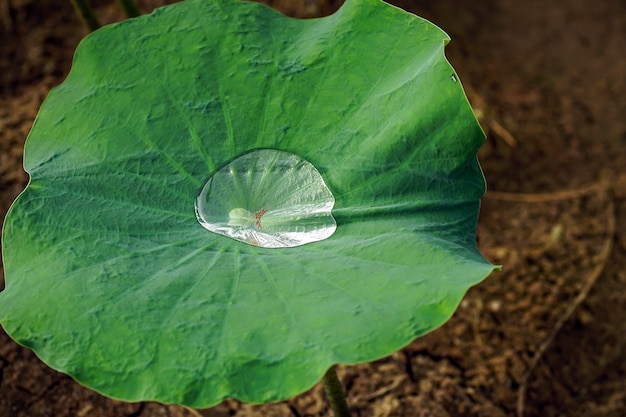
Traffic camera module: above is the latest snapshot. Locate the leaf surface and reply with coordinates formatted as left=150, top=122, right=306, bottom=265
left=0, top=0, right=496, bottom=407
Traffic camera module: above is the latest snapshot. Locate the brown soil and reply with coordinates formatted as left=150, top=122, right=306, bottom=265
left=1, top=1, right=625, bottom=416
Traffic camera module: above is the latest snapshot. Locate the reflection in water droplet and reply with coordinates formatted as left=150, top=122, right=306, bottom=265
left=195, top=149, right=337, bottom=248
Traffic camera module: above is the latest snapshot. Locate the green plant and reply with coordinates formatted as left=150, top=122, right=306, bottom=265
left=70, top=0, right=140, bottom=30
left=70, top=0, right=101, bottom=30
left=0, top=0, right=497, bottom=415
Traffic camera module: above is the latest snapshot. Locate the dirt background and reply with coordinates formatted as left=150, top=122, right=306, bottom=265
left=1, top=0, right=625, bottom=416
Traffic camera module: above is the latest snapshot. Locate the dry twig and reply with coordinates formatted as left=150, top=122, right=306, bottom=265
left=515, top=184, right=616, bottom=417
left=486, top=183, right=602, bottom=203
left=353, top=375, right=407, bottom=403
left=465, top=85, right=518, bottom=148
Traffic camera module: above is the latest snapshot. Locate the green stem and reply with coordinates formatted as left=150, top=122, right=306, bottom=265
left=116, top=0, right=141, bottom=18
left=69, top=0, right=100, bottom=31
left=322, top=366, right=352, bottom=417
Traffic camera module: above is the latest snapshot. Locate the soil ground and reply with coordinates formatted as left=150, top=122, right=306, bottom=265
left=1, top=1, right=625, bottom=416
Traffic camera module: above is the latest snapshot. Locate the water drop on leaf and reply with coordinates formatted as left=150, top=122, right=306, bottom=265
left=195, top=149, right=337, bottom=248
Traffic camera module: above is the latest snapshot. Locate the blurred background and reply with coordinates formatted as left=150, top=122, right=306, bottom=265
left=1, top=1, right=625, bottom=416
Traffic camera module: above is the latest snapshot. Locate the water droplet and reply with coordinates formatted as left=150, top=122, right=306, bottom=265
left=450, top=74, right=458, bottom=83
left=195, top=149, right=337, bottom=248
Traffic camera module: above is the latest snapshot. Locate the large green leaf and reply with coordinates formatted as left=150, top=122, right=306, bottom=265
left=0, top=0, right=496, bottom=408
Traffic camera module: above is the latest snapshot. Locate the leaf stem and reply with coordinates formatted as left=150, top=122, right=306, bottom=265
left=70, top=0, right=100, bottom=31
left=116, top=0, right=141, bottom=18
left=322, top=366, right=352, bottom=417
